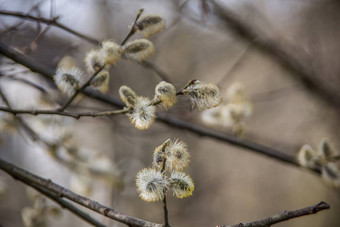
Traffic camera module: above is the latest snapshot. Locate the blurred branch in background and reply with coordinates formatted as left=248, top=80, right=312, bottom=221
left=211, top=0, right=340, bottom=110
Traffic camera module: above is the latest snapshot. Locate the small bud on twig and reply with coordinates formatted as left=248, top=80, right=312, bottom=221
left=136, top=15, right=166, bottom=38
left=123, top=39, right=155, bottom=62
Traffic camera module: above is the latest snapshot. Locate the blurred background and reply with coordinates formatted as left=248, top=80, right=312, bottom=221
left=0, top=0, right=339, bottom=226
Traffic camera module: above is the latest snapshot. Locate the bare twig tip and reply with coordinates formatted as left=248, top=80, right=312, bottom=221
left=313, top=201, right=330, bottom=213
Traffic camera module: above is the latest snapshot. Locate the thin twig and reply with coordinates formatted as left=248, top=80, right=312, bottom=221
left=0, top=79, right=192, bottom=118
left=162, top=197, right=170, bottom=227
left=217, top=43, right=253, bottom=89
left=23, top=24, right=52, bottom=54
left=120, top=8, right=144, bottom=46
left=0, top=10, right=98, bottom=44
left=0, top=106, right=130, bottom=119
left=0, top=158, right=161, bottom=227
left=219, top=201, right=330, bottom=227
left=0, top=2, right=42, bottom=36
left=160, top=141, right=170, bottom=227
left=3, top=76, right=47, bottom=93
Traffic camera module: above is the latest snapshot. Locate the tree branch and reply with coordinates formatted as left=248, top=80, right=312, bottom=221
left=0, top=106, right=129, bottom=119
left=0, top=41, right=317, bottom=174
left=219, top=201, right=330, bottom=227
left=0, top=158, right=161, bottom=227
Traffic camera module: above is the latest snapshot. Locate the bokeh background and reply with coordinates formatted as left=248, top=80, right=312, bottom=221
left=0, top=0, right=340, bottom=226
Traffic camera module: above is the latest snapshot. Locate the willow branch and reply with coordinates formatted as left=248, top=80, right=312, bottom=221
left=0, top=80, right=191, bottom=119
left=0, top=41, right=317, bottom=174
left=0, top=106, right=129, bottom=119
left=0, top=158, right=161, bottom=227
left=219, top=201, right=330, bottom=227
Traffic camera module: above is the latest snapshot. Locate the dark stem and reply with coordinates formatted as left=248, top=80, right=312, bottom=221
left=160, top=140, right=170, bottom=227
left=0, top=10, right=99, bottom=44
left=0, top=41, right=319, bottom=175
left=120, top=8, right=144, bottom=46
left=162, top=196, right=170, bottom=227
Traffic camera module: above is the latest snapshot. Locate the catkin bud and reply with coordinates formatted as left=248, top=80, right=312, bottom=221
left=153, top=139, right=190, bottom=171
left=319, top=138, right=337, bottom=162
left=136, top=168, right=168, bottom=202
left=90, top=70, right=110, bottom=93
left=119, top=85, right=137, bottom=107
left=182, top=80, right=222, bottom=110
left=226, top=82, right=246, bottom=103
left=228, top=102, right=253, bottom=122
left=152, top=139, right=170, bottom=171
left=70, top=174, right=93, bottom=197
left=154, top=81, right=177, bottom=109
left=99, top=40, right=122, bottom=65
left=232, top=121, right=245, bottom=138
left=297, top=144, right=321, bottom=169
left=136, top=15, right=166, bottom=38
left=321, top=163, right=340, bottom=188
left=22, top=207, right=44, bottom=227
left=128, top=97, right=156, bottom=130
left=85, top=49, right=103, bottom=74
left=123, top=39, right=155, bottom=62
left=53, top=66, right=86, bottom=97
left=169, top=172, right=194, bottom=199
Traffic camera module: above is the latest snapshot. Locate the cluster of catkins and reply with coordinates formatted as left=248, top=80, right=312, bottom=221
left=298, top=138, right=340, bottom=187
left=119, top=79, right=222, bottom=130
left=53, top=14, right=166, bottom=96
left=201, top=82, right=252, bottom=137
left=21, top=188, right=61, bottom=227
left=136, top=139, right=194, bottom=202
